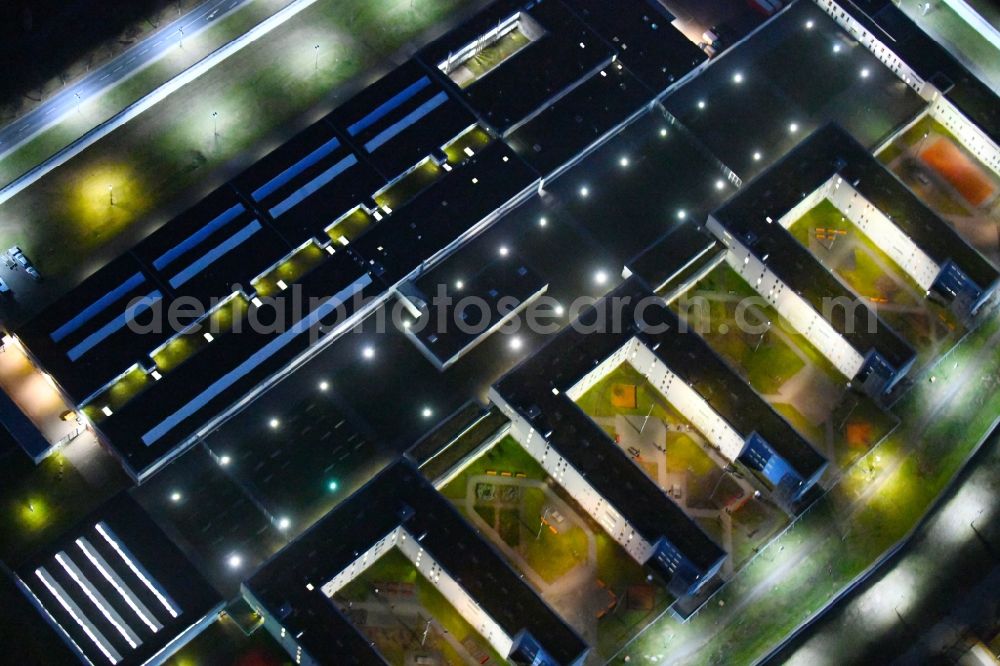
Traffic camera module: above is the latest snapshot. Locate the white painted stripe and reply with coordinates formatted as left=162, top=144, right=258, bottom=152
left=56, top=552, right=140, bottom=649
left=35, top=568, right=121, bottom=664
left=77, top=538, right=162, bottom=633
left=95, top=523, right=179, bottom=618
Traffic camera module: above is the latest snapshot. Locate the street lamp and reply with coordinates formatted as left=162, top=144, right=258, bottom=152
left=754, top=320, right=772, bottom=352
left=314, top=44, right=320, bottom=71
left=108, top=184, right=115, bottom=207
left=212, top=111, right=219, bottom=136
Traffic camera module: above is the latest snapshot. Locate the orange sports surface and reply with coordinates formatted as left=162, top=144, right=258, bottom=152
left=920, top=136, right=996, bottom=207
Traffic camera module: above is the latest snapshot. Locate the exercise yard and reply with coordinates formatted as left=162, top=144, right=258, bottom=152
left=675, top=264, right=898, bottom=471
left=439, top=435, right=671, bottom=657
left=334, top=548, right=507, bottom=666
left=877, top=114, right=1000, bottom=264
left=573, top=362, right=789, bottom=572
left=788, top=200, right=964, bottom=362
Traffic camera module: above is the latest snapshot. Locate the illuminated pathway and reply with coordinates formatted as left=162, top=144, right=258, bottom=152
left=0, top=0, right=257, bottom=160
left=779, top=424, right=1000, bottom=664
left=613, top=302, right=1000, bottom=665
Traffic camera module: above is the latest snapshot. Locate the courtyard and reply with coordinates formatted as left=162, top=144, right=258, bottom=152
left=573, top=362, right=789, bottom=571
left=334, top=547, right=507, bottom=666
left=877, top=114, right=1000, bottom=265
left=674, top=263, right=898, bottom=471
left=788, top=199, right=965, bottom=364
left=439, top=436, right=671, bottom=657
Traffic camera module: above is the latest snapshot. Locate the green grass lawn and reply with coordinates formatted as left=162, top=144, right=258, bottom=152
left=442, top=125, right=493, bottom=164
left=0, top=0, right=285, bottom=187
left=575, top=362, right=690, bottom=426
left=676, top=263, right=845, bottom=392
left=460, top=28, right=531, bottom=84
left=0, top=0, right=477, bottom=306
left=374, top=159, right=444, bottom=210
left=616, top=306, right=1000, bottom=664
left=594, top=530, right=672, bottom=656
left=440, top=435, right=546, bottom=500
left=0, top=448, right=129, bottom=564
left=336, top=547, right=507, bottom=666
left=790, top=200, right=963, bottom=357
left=665, top=432, right=715, bottom=477
left=519, top=486, right=588, bottom=583
left=326, top=206, right=375, bottom=244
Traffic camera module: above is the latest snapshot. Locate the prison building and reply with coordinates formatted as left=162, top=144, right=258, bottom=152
left=325, top=59, right=482, bottom=183
left=419, top=0, right=615, bottom=136
left=707, top=130, right=918, bottom=398
left=813, top=0, right=1000, bottom=177
left=244, top=460, right=589, bottom=666
left=744, top=124, right=996, bottom=317
left=494, top=283, right=732, bottom=596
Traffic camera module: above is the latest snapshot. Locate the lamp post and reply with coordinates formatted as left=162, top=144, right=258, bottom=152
left=314, top=44, right=320, bottom=71
left=108, top=184, right=114, bottom=207
left=754, top=320, right=772, bottom=352
left=212, top=111, right=219, bottom=136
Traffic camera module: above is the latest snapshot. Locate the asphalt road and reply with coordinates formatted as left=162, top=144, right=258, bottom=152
left=0, top=0, right=253, bottom=161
